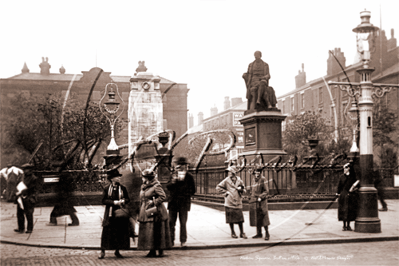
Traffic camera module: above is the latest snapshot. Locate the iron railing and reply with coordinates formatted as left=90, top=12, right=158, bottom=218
left=189, top=166, right=398, bottom=197
left=35, top=166, right=397, bottom=194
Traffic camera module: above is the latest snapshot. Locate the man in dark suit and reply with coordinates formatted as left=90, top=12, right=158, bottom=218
left=14, top=163, right=39, bottom=234
left=166, top=157, right=196, bottom=247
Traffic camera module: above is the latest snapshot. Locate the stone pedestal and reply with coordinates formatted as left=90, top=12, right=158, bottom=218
left=239, top=110, right=287, bottom=161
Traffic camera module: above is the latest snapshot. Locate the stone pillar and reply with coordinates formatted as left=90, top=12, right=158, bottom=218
left=239, top=110, right=287, bottom=162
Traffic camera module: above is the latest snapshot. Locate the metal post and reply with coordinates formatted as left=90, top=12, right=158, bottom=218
left=355, top=67, right=381, bottom=233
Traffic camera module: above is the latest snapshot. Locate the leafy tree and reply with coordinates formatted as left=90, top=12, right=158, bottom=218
left=3, top=92, right=123, bottom=170
left=282, top=111, right=343, bottom=160
left=373, top=99, right=398, bottom=168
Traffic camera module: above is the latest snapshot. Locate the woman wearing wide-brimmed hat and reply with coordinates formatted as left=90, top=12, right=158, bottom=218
left=216, top=165, right=247, bottom=239
left=99, top=169, right=130, bottom=259
left=137, top=170, right=171, bottom=257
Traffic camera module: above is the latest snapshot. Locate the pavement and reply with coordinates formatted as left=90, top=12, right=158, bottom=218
left=1, top=199, right=398, bottom=250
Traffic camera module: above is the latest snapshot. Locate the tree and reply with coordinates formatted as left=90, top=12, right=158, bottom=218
left=282, top=111, right=347, bottom=160
left=373, top=99, right=398, bottom=168
left=3, top=92, right=123, bottom=170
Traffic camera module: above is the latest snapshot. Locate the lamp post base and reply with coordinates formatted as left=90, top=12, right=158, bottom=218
left=355, top=218, right=381, bottom=233
left=355, top=186, right=381, bottom=233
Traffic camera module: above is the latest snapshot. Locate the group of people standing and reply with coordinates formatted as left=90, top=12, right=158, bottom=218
left=4, top=157, right=387, bottom=259
left=98, top=157, right=195, bottom=259
left=216, top=165, right=271, bottom=241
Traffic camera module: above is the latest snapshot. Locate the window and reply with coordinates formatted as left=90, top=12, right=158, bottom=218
left=290, top=96, right=294, bottom=112
left=319, top=87, right=323, bottom=103
left=92, top=91, right=101, bottom=101
left=342, top=101, right=348, bottom=126
left=282, top=100, right=286, bottom=114
left=163, top=119, right=167, bottom=130
left=122, top=92, right=129, bottom=102
left=300, top=92, right=305, bottom=109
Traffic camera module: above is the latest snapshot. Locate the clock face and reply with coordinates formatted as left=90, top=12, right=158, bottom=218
left=142, top=82, right=151, bottom=90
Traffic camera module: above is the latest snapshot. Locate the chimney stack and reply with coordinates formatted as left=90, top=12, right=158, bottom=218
left=198, top=112, right=204, bottom=125
left=39, top=57, right=51, bottom=75
left=295, top=63, right=306, bottom=88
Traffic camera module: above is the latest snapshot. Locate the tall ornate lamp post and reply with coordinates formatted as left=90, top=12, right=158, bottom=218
left=99, top=83, right=125, bottom=167
left=329, top=10, right=399, bottom=233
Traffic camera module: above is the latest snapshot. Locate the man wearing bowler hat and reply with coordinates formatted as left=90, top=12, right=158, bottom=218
left=14, top=163, right=39, bottom=234
left=166, top=157, right=196, bottom=247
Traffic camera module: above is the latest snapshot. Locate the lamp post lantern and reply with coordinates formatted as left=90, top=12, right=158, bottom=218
left=99, top=82, right=125, bottom=167
left=329, top=10, right=399, bottom=233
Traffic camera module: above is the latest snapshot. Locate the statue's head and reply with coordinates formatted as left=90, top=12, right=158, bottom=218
left=254, top=51, right=262, bottom=59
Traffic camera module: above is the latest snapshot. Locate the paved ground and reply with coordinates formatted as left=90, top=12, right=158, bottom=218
left=1, top=241, right=398, bottom=265
left=1, top=200, right=398, bottom=249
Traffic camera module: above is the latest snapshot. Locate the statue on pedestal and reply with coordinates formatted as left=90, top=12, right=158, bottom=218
left=243, top=51, right=277, bottom=112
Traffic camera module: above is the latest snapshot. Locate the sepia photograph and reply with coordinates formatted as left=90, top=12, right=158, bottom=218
left=1, top=0, right=398, bottom=265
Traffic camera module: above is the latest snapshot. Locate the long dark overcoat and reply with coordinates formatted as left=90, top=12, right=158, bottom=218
left=137, top=178, right=171, bottom=250
left=166, top=172, right=196, bottom=212
left=337, top=174, right=359, bottom=221
left=100, top=183, right=130, bottom=250
left=249, top=176, right=270, bottom=227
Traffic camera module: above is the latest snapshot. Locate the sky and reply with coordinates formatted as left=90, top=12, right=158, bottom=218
left=1, top=0, right=398, bottom=126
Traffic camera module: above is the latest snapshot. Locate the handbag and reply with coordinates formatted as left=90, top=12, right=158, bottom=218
left=145, top=206, right=158, bottom=217
left=114, top=207, right=130, bottom=218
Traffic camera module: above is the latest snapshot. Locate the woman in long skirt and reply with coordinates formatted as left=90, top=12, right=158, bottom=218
left=99, top=169, right=130, bottom=259
left=137, top=170, right=171, bottom=257
left=216, top=166, right=247, bottom=239
left=336, top=163, right=360, bottom=231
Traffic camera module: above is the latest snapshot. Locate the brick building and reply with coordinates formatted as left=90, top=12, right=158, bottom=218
left=0, top=59, right=189, bottom=167
left=200, top=97, right=245, bottom=159
left=277, top=28, right=399, bottom=165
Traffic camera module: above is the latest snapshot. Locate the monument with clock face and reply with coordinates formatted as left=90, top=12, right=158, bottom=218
left=128, top=61, right=163, bottom=157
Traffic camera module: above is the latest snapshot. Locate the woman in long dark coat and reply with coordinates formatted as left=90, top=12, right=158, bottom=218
left=99, top=169, right=130, bottom=259
left=137, top=170, right=171, bottom=257
left=249, top=167, right=270, bottom=240
left=336, top=163, right=360, bottom=231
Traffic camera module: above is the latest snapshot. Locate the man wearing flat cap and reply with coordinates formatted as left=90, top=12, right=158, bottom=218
left=14, top=163, right=39, bottom=234
left=166, top=157, right=196, bottom=247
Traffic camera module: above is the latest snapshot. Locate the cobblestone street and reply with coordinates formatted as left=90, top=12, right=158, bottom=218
left=2, top=241, right=398, bottom=265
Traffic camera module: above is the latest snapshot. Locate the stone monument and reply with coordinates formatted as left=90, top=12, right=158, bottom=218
left=243, top=51, right=278, bottom=114
left=128, top=62, right=163, bottom=155
left=240, top=51, right=286, bottom=161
